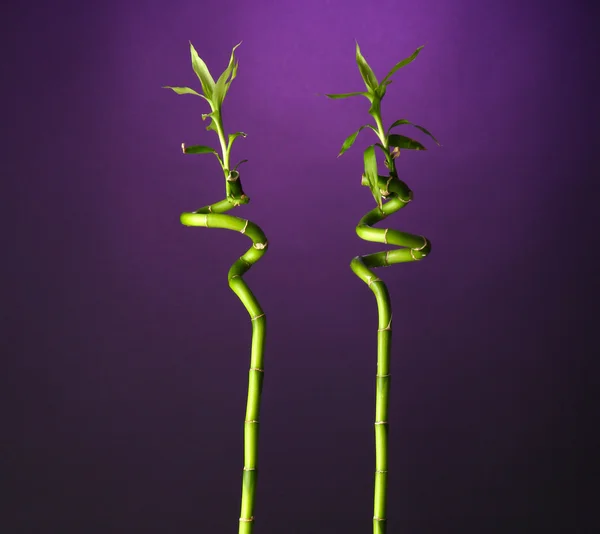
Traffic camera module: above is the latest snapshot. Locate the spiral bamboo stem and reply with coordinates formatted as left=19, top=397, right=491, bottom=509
left=180, top=178, right=267, bottom=534
left=350, top=174, right=431, bottom=534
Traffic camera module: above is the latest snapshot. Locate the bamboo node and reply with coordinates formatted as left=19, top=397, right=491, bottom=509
left=384, top=250, right=390, bottom=266
left=376, top=374, right=390, bottom=378
left=414, top=236, right=428, bottom=251
left=251, top=313, right=265, bottom=321
left=243, top=467, right=257, bottom=471
left=245, top=420, right=260, bottom=424
left=367, top=276, right=382, bottom=287
left=373, top=516, right=387, bottom=521
left=249, top=367, right=264, bottom=372
left=378, top=315, right=392, bottom=332
left=375, top=470, right=388, bottom=473
left=253, top=241, right=268, bottom=250
left=374, top=421, right=388, bottom=425
left=231, top=275, right=240, bottom=279
left=383, top=228, right=389, bottom=244
left=240, top=220, right=249, bottom=234
left=398, top=191, right=412, bottom=203
left=240, top=257, right=251, bottom=266
left=208, top=205, right=213, bottom=212
left=410, top=248, right=419, bottom=260
left=239, top=517, right=254, bottom=522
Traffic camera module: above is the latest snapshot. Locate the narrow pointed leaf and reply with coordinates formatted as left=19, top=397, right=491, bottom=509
left=363, top=145, right=382, bottom=208
left=202, top=109, right=221, bottom=133
left=324, top=92, right=370, bottom=99
left=228, top=131, right=247, bottom=150
left=355, top=42, right=379, bottom=92
left=380, top=45, right=425, bottom=85
left=338, top=124, right=377, bottom=157
left=189, top=42, right=215, bottom=99
left=163, top=86, right=200, bottom=96
left=368, top=96, right=381, bottom=117
left=214, top=42, right=242, bottom=107
left=163, top=86, right=212, bottom=104
left=233, top=159, right=248, bottom=171
left=387, top=119, right=440, bottom=145
left=388, top=134, right=427, bottom=150
left=182, top=144, right=217, bottom=155
left=374, top=80, right=392, bottom=100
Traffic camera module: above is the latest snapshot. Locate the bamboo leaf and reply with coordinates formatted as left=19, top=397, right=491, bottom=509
left=388, top=134, right=427, bottom=150
left=202, top=109, right=220, bottom=133
left=387, top=119, right=440, bottom=145
left=233, top=159, right=248, bottom=171
left=228, top=131, right=247, bottom=150
left=368, top=96, right=381, bottom=118
left=213, top=42, right=242, bottom=108
left=380, top=45, right=425, bottom=85
left=355, top=41, right=378, bottom=92
left=181, top=144, right=218, bottom=155
left=163, top=86, right=199, bottom=97
left=338, top=124, right=377, bottom=157
left=363, top=145, right=382, bottom=208
left=324, top=92, right=370, bottom=99
left=189, top=42, right=215, bottom=99
left=374, top=80, right=392, bottom=100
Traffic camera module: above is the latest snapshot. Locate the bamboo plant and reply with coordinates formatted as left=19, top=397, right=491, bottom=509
left=325, top=42, right=440, bottom=534
left=163, top=42, right=268, bottom=534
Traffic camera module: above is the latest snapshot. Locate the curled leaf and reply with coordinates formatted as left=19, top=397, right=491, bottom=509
left=387, top=119, right=440, bottom=145
left=201, top=109, right=221, bottom=133
left=228, top=131, right=247, bottom=150
left=233, top=159, right=248, bottom=171
left=363, top=145, right=382, bottom=208
left=388, top=134, right=427, bottom=151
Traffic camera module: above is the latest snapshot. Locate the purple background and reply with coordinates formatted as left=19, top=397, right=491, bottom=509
left=2, top=0, right=597, bottom=532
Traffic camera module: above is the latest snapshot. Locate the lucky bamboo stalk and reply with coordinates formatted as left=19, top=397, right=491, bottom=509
left=325, top=42, right=440, bottom=534
left=164, top=41, right=267, bottom=534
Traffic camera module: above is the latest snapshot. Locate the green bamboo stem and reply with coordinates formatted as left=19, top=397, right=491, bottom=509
left=180, top=179, right=268, bottom=534
left=350, top=174, right=431, bottom=534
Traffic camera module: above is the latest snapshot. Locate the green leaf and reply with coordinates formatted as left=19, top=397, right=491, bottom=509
left=162, top=86, right=212, bottom=104
left=363, top=145, right=382, bottom=208
left=181, top=144, right=218, bottom=155
left=374, top=143, right=390, bottom=158
left=355, top=41, right=378, bottom=92
left=233, top=159, right=248, bottom=171
left=338, top=124, right=377, bottom=157
left=213, top=42, right=242, bottom=108
left=190, top=42, right=215, bottom=99
left=387, top=119, right=440, bottom=145
left=227, top=131, right=247, bottom=151
left=374, top=80, right=392, bottom=100
left=201, top=109, right=220, bottom=133
left=324, top=92, right=370, bottom=99
left=367, top=96, right=381, bottom=118
left=380, top=45, right=425, bottom=86
left=388, top=134, right=427, bottom=150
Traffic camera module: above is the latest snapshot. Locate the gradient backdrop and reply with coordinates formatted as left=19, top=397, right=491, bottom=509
left=2, top=0, right=597, bottom=532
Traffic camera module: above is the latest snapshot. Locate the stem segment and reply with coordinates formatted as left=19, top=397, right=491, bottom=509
left=180, top=182, right=268, bottom=534
left=350, top=176, right=431, bottom=534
